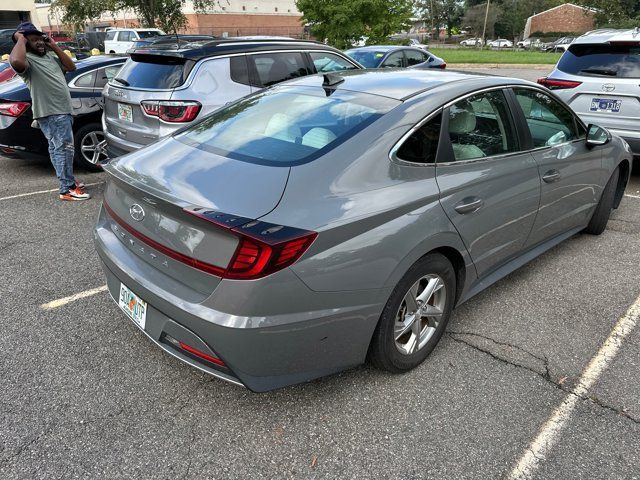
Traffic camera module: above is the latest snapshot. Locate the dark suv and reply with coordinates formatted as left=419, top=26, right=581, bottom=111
left=102, top=38, right=363, bottom=157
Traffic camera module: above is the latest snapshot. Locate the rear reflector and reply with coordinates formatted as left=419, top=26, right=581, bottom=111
left=0, top=101, right=30, bottom=117
left=537, top=78, right=582, bottom=90
left=179, top=341, right=226, bottom=366
left=141, top=100, right=201, bottom=122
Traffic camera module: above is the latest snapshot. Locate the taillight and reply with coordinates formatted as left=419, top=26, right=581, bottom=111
left=186, top=207, right=318, bottom=280
left=438, top=63, right=447, bottom=69
left=103, top=202, right=317, bottom=280
left=140, top=100, right=201, bottom=123
left=0, top=101, right=30, bottom=117
left=537, top=78, right=582, bottom=90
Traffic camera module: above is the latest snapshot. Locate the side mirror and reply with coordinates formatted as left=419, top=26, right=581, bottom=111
left=586, top=124, right=611, bottom=148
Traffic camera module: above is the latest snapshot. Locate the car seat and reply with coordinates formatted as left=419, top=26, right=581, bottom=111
left=449, top=100, right=485, bottom=160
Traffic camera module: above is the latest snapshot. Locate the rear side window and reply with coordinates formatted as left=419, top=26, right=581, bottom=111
left=381, top=51, right=405, bottom=68
left=309, top=52, right=358, bottom=73
left=114, top=55, right=191, bottom=89
left=176, top=87, right=399, bottom=166
left=74, top=70, right=95, bottom=88
left=230, top=56, right=250, bottom=85
left=396, top=113, right=442, bottom=163
left=248, top=52, right=311, bottom=87
left=105, top=31, right=116, bottom=41
left=118, top=32, right=133, bottom=42
left=448, top=91, right=517, bottom=161
left=95, top=65, right=123, bottom=88
left=405, top=49, right=429, bottom=66
left=558, top=44, right=640, bottom=78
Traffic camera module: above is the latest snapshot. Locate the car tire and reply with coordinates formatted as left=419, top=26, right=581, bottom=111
left=584, top=167, right=620, bottom=235
left=74, top=123, right=107, bottom=172
left=368, top=252, right=456, bottom=372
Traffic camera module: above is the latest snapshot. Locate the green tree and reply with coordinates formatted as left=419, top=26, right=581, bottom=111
left=415, top=0, right=464, bottom=39
left=295, top=0, right=413, bottom=49
left=576, top=0, right=640, bottom=28
left=51, top=0, right=226, bottom=33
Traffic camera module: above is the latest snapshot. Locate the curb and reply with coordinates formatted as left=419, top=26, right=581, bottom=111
left=448, top=63, right=553, bottom=70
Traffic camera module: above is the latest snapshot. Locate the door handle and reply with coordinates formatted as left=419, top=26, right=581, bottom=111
left=542, top=169, right=561, bottom=183
left=454, top=197, right=483, bottom=214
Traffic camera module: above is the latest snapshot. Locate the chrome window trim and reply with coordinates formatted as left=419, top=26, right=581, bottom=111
left=437, top=150, right=533, bottom=167
left=389, top=84, right=525, bottom=167
left=107, top=49, right=359, bottom=93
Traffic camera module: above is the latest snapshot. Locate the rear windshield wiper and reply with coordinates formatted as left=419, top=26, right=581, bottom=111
left=113, top=77, right=130, bottom=86
left=579, top=68, right=618, bottom=76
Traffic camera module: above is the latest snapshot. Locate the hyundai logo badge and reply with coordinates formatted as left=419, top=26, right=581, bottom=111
left=602, top=84, right=615, bottom=92
left=129, top=204, right=145, bottom=222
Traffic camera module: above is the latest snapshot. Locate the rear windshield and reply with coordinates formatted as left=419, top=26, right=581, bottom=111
left=175, top=87, right=399, bottom=166
left=112, top=55, right=191, bottom=89
left=137, top=31, right=162, bottom=39
left=558, top=44, right=640, bottom=78
left=345, top=50, right=386, bottom=68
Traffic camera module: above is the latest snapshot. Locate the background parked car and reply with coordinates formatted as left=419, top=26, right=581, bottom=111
left=0, top=55, right=125, bottom=169
left=541, top=36, right=574, bottom=52
left=77, top=31, right=107, bottom=52
left=517, top=38, right=542, bottom=49
left=460, top=37, right=484, bottom=47
left=538, top=28, right=640, bottom=164
left=487, top=39, right=513, bottom=48
left=103, top=38, right=363, bottom=157
left=408, top=38, right=429, bottom=50
left=104, top=28, right=165, bottom=53
left=0, top=29, right=14, bottom=56
left=0, top=62, right=16, bottom=83
left=344, top=46, right=446, bottom=69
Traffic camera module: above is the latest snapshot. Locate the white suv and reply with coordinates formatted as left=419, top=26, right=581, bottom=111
left=104, top=28, right=165, bottom=53
left=539, top=28, right=640, bottom=160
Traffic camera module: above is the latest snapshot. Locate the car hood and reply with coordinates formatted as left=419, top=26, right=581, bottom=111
left=104, top=137, right=290, bottom=219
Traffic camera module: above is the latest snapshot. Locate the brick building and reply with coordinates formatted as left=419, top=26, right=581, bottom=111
left=34, top=0, right=305, bottom=38
left=523, top=3, right=596, bottom=39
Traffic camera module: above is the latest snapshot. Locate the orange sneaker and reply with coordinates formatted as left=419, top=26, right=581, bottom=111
left=60, top=187, right=91, bottom=201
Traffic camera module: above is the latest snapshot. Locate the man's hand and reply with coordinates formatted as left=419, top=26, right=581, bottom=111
left=43, top=35, right=58, bottom=50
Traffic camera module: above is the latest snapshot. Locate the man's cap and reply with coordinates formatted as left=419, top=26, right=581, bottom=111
left=13, top=22, right=44, bottom=43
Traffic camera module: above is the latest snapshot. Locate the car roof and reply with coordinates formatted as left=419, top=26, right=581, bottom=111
left=108, top=28, right=163, bottom=32
left=277, top=69, right=532, bottom=101
left=129, top=38, right=342, bottom=60
left=346, top=45, right=404, bottom=53
left=573, top=28, right=640, bottom=44
left=73, top=55, right=127, bottom=73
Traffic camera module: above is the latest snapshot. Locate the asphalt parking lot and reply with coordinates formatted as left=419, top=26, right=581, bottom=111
left=2, top=68, right=639, bottom=479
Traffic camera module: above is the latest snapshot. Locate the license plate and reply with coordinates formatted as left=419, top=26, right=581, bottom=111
left=118, top=283, right=147, bottom=330
left=117, top=103, right=133, bottom=122
left=590, top=98, right=621, bottom=113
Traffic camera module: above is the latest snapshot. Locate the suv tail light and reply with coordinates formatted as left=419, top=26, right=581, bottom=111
left=141, top=100, right=201, bottom=123
left=537, top=78, right=582, bottom=90
left=0, top=101, right=30, bottom=117
left=437, top=63, right=446, bottom=69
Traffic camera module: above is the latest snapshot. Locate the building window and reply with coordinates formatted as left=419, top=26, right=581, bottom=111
left=275, top=7, right=278, bottom=12
left=242, top=5, right=246, bottom=11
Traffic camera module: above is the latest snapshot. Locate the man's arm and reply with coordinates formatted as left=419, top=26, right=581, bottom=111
left=9, top=34, right=28, bottom=74
left=47, top=37, right=76, bottom=72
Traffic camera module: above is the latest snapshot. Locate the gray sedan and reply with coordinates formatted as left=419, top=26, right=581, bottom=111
left=94, top=70, right=632, bottom=391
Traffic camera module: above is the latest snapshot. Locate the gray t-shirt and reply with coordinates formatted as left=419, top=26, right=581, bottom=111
left=17, top=52, right=72, bottom=119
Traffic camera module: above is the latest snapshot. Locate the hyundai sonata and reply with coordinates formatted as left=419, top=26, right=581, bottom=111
left=95, top=69, right=631, bottom=391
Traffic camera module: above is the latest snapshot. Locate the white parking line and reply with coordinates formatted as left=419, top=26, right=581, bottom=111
left=624, top=194, right=640, bottom=199
left=508, top=294, right=640, bottom=480
left=0, top=182, right=104, bottom=202
left=40, top=285, right=108, bottom=310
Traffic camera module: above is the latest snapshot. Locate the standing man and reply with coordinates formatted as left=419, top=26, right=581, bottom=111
left=9, top=22, right=90, bottom=201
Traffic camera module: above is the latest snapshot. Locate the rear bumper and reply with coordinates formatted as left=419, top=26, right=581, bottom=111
left=103, top=114, right=144, bottom=157
left=94, top=204, right=385, bottom=392
left=0, top=114, right=48, bottom=155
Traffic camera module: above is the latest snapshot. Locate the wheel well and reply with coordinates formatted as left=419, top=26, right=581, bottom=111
left=72, top=113, right=102, bottom=133
left=613, top=159, right=630, bottom=209
left=429, top=246, right=466, bottom=305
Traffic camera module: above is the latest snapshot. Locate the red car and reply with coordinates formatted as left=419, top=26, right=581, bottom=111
left=0, top=62, right=16, bottom=83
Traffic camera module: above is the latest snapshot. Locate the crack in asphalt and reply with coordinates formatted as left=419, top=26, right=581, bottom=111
left=0, top=425, right=54, bottom=470
left=447, top=331, right=640, bottom=426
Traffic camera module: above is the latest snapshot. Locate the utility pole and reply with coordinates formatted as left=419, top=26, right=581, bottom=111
left=430, top=0, right=436, bottom=42
left=481, top=0, right=490, bottom=46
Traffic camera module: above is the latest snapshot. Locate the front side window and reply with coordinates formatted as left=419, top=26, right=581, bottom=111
left=137, top=31, right=162, bottom=39
left=309, top=52, right=358, bottom=73
left=405, top=49, right=429, bottom=66
left=447, top=90, right=517, bottom=161
left=344, top=50, right=387, bottom=68
left=513, top=88, right=579, bottom=147
left=396, top=112, right=442, bottom=164
left=249, top=52, right=311, bottom=87
left=381, top=51, right=404, bottom=68
left=175, top=87, right=399, bottom=166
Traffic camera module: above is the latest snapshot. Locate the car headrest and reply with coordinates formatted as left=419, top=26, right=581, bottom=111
left=449, top=100, right=476, bottom=134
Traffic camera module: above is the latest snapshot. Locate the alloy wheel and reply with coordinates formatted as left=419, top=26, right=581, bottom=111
left=394, top=274, right=446, bottom=355
left=80, top=131, right=108, bottom=165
